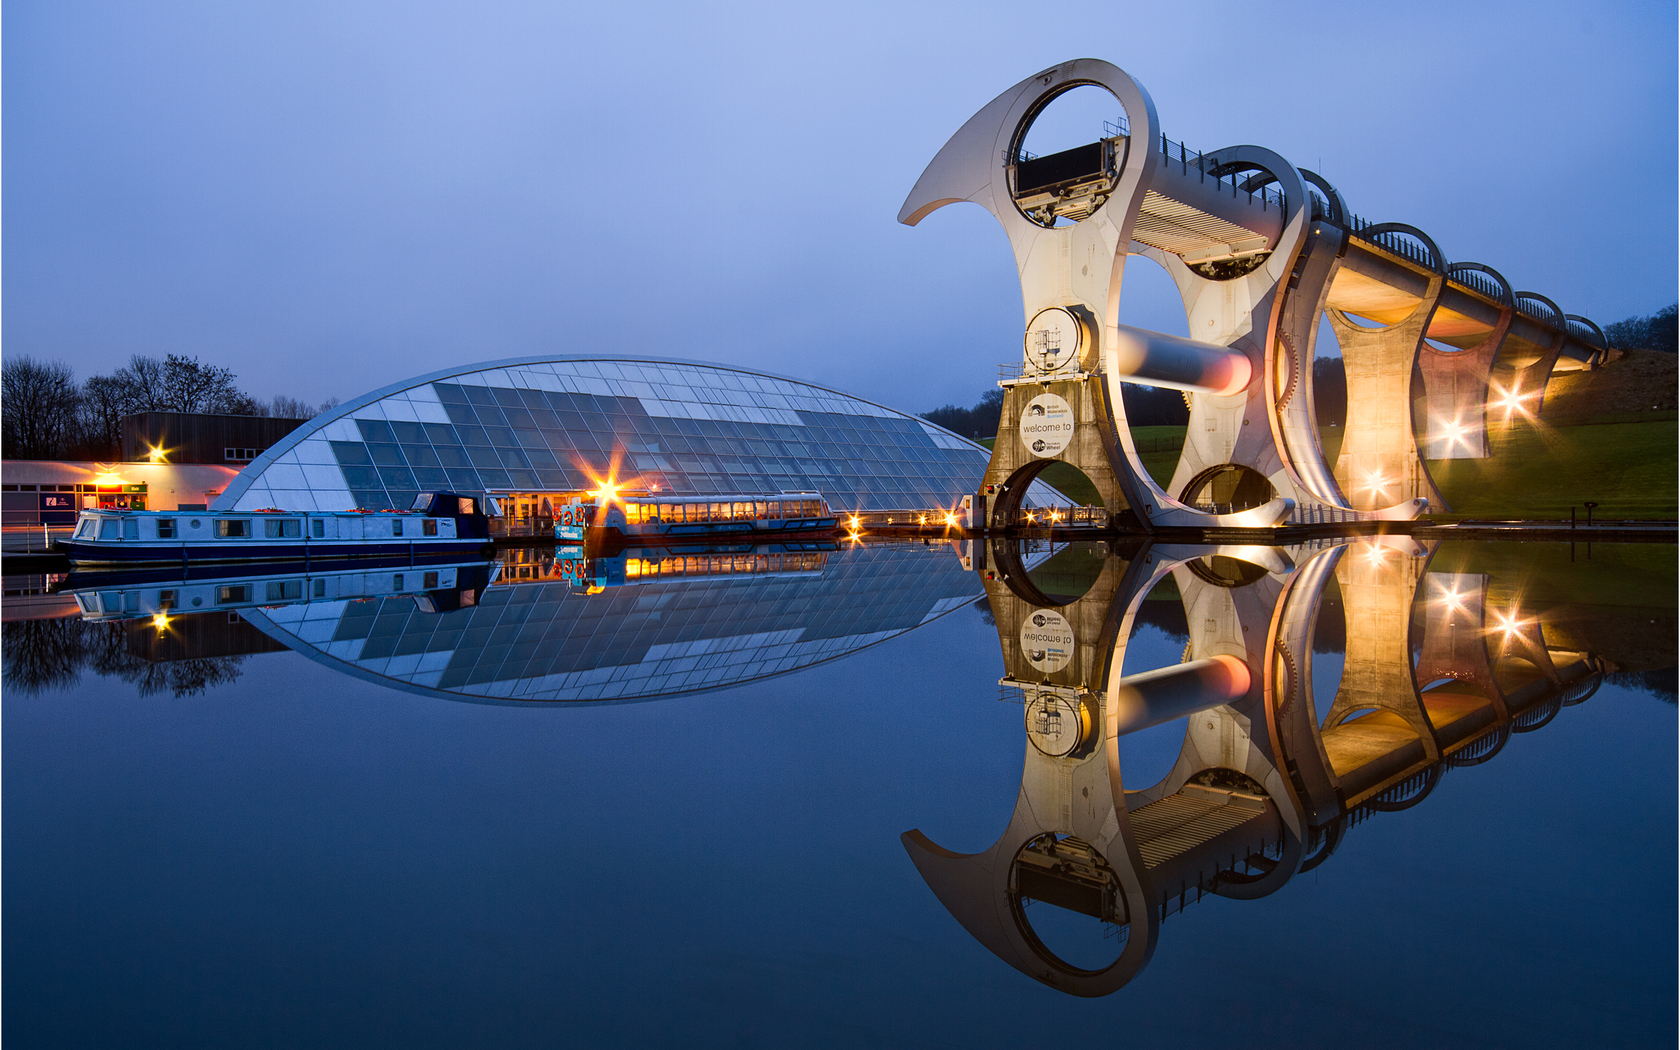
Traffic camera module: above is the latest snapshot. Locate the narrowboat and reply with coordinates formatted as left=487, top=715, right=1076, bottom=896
left=557, top=491, right=837, bottom=541
left=58, top=491, right=496, bottom=566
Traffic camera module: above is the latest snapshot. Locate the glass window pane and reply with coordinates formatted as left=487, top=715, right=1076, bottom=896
left=377, top=467, right=417, bottom=490
left=330, top=441, right=373, bottom=465
left=356, top=419, right=397, bottom=444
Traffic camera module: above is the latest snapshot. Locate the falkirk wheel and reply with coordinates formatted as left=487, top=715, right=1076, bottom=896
left=901, top=536, right=1607, bottom=995
left=900, top=58, right=1608, bottom=530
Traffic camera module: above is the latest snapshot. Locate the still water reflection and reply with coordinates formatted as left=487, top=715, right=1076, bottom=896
left=908, top=536, right=1613, bottom=995
left=3, top=536, right=1674, bottom=1046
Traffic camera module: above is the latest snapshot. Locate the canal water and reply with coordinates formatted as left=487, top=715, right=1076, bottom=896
left=3, top=537, right=1674, bottom=1048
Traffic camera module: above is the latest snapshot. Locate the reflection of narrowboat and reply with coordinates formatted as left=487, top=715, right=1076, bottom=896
left=556, top=492, right=837, bottom=541
left=58, top=491, right=496, bottom=566
left=65, top=561, right=497, bottom=622
left=497, top=541, right=834, bottom=592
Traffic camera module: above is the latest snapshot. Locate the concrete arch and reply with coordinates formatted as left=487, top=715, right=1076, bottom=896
left=1449, top=261, right=1515, bottom=309
left=1299, top=168, right=1347, bottom=225
left=1357, top=222, right=1446, bottom=275
left=1566, top=314, right=1608, bottom=351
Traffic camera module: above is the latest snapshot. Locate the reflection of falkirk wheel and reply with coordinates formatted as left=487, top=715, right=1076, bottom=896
left=903, top=537, right=1611, bottom=995
left=903, top=542, right=1288, bottom=995
left=899, top=58, right=1428, bottom=528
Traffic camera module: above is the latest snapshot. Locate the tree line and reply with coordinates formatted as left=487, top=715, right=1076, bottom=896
left=1603, top=302, right=1677, bottom=353
left=1, top=353, right=337, bottom=460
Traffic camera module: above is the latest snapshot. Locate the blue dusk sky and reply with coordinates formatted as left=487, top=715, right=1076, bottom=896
left=5, top=0, right=1675, bottom=414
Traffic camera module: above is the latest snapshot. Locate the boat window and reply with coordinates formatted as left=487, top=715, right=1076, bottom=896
left=159, top=590, right=177, bottom=609
left=311, top=519, right=325, bottom=538
left=756, top=501, right=769, bottom=520
left=96, top=519, right=118, bottom=539
left=123, top=519, right=139, bottom=540
left=75, top=520, right=94, bottom=539
left=312, top=579, right=326, bottom=598
left=623, top=504, right=640, bottom=525
left=392, top=519, right=403, bottom=537
left=423, top=519, right=438, bottom=536
left=394, top=574, right=405, bottom=591
left=215, top=520, right=249, bottom=538
left=658, top=504, right=673, bottom=522
left=423, top=571, right=439, bottom=589
left=156, top=519, right=176, bottom=539
left=708, top=502, right=722, bottom=520
left=731, top=502, right=746, bottom=520
left=216, top=585, right=250, bottom=604
left=266, top=580, right=302, bottom=602
left=264, top=519, right=301, bottom=539
left=411, top=493, right=434, bottom=511
left=461, top=497, right=480, bottom=516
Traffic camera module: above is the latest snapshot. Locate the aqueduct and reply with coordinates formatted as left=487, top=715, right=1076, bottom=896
left=900, top=58, right=1606, bottom=530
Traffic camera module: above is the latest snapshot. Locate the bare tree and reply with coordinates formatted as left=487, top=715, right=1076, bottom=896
left=2, top=356, right=81, bottom=459
left=268, top=395, right=315, bottom=419
left=73, top=374, right=133, bottom=459
left=160, top=354, right=245, bottom=413
left=114, top=355, right=172, bottom=412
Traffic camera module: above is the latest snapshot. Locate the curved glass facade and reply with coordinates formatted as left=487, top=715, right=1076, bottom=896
left=216, top=357, right=1015, bottom=514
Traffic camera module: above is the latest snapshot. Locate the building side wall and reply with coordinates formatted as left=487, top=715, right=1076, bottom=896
left=121, top=413, right=310, bottom=465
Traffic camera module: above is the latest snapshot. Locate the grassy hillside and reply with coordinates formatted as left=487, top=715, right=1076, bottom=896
left=1427, top=418, right=1677, bottom=520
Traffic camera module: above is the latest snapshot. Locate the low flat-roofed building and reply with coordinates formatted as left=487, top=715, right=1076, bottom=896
left=1, top=461, right=242, bottom=525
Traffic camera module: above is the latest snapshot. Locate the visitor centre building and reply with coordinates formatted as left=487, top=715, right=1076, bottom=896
left=214, top=356, right=1034, bottom=518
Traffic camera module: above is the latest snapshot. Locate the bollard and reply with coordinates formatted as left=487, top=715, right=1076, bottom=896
left=1583, top=501, right=1598, bottom=527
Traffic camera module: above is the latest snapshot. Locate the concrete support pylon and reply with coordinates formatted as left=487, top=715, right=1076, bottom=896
left=1330, top=225, right=1450, bottom=513
left=981, top=376, right=1133, bottom=529
left=1413, top=572, right=1509, bottom=713
left=1321, top=536, right=1443, bottom=769
left=1495, top=291, right=1571, bottom=428
left=1416, top=264, right=1515, bottom=460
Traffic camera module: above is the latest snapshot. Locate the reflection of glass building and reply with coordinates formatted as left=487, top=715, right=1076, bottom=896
left=215, top=356, right=1005, bottom=514
left=243, top=544, right=980, bottom=704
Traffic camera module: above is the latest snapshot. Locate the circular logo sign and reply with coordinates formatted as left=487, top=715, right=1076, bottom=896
left=1019, top=392, right=1073, bottom=458
left=1023, top=307, right=1082, bottom=374
left=1019, top=608, right=1075, bottom=673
